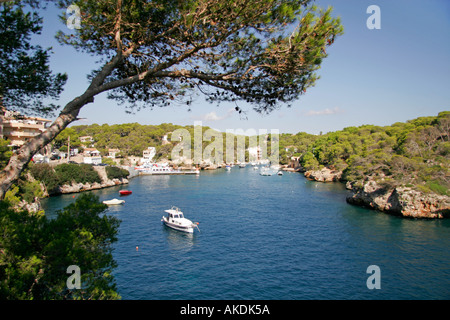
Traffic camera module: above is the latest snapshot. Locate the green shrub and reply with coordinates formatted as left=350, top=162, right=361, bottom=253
left=301, top=151, right=319, bottom=170
left=29, top=163, right=62, bottom=192
left=54, top=163, right=101, bottom=185
left=426, top=181, right=449, bottom=196
left=105, top=166, right=129, bottom=180
left=0, top=139, right=13, bottom=170
left=30, top=163, right=101, bottom=193
left=0, top=194, right=120, bottom=299
left=19, top=180, right=44, bottom=203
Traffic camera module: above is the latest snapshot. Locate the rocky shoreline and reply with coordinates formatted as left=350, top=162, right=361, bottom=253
left=48, top=165, right=129, bottom=196
left=345, top=180, right=450, bottom=219
left=300, top=166, right=450, bottom=219
left=17, top=166, right=134, bottom=213
left=55, top=177, right=128, bottom=195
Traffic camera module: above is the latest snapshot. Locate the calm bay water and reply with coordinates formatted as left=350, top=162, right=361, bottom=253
left=41, top=167, right=450, bottom=300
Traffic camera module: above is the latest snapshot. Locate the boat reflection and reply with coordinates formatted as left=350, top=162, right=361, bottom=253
left=162, top=225, right=197, bottom=253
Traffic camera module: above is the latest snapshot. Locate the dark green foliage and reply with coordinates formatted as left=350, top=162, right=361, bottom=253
left=29, top=163, right=61, bottom=193
left=54, top=123, right=183, bottom=157
left=281, top=112, right=450, bottom=196
left=54, top=163, right=101, bottom=185
left=0, top=1, right=67, bottom=116
left=0, top=193, right=121, bottom=299
left=18, top=180, right=43, bottom=203
left=105, top=166, right=129, bottom=180
left=0, top=139, right=12, bottom=170
left=29, top=163, right=101, bottom=194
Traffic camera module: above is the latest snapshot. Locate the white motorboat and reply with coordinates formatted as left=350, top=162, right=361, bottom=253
left=103, top=198, right=125, bottom=205
left=161, top=206, right=200, bottom=233
left=277, top=171, right=283, bottom=175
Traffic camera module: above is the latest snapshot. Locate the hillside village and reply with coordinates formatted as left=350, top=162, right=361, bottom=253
left=1, top=109, right=271, bottom=169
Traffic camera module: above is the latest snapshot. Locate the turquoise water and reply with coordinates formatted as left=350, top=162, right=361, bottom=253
left=41, top=167, right=450, bottom=300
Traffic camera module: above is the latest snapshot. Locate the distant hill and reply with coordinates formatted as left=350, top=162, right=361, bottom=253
left=290, top=111, right=449, bottom=197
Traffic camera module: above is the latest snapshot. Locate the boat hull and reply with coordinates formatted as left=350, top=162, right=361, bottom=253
left=161, top=217, right=194, bottom=233
left=103, top=199, right=125, bottom=205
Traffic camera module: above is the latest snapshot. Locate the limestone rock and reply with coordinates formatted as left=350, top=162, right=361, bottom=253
left=304, top=167, right=342, bottom=182
left=346, top=180, right=450, bottom=219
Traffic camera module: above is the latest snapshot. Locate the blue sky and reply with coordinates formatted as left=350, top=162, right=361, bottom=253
left=37, top=0, right=450, bottom=134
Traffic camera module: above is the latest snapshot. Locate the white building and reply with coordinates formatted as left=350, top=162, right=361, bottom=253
left=83, top=148, right=102, bottom=164
left=84, top=156, right=102, bottom=165
left=0, top=109, right=52, bottom=148
left=248, top=146, right=262, bottom=162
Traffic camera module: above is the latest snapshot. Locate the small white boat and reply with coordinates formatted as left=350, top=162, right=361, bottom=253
left=161, top=206, right=200, bottom=233
left=103, top=198, right=125, bottom=205
left=277, top=171, right=283, bottom=175
left=225, top=165, right=231, bottom=171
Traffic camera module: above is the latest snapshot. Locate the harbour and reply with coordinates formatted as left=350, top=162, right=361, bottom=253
left=41, top=166, right=450, bottom=300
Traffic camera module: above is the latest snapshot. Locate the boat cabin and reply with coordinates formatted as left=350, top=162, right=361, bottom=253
left=168, top=211, right=184, bottom=220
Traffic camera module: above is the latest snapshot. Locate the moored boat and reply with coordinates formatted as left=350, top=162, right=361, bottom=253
left=103, top=198, right=125, bottom=205
left=161, top=206, right=200, bottom=233
left=119, top=190, right=132, bottom=195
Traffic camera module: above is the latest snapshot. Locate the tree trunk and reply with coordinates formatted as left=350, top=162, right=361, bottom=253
left=0, top=105, right=81, bottom=200
left=0, top=48, right=126, bottom=200
left=0, top=88, right=102, bottom=199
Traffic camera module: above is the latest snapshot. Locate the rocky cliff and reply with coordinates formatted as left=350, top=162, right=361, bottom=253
left=304, top=167, right=342, bottom=182
left=346, top=180, right=450, bottom=219
left=303, top=167, right=449, bottom=219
